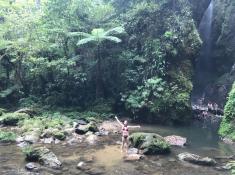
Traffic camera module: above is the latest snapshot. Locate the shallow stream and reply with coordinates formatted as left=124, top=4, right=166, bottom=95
left=0, top=123, right=234, bottom=175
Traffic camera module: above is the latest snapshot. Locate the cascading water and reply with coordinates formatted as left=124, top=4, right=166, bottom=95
left=192, top=0, right=214, bottom=104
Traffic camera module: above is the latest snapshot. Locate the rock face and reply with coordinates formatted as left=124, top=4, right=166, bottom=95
left=129, top=132, right=170, bottom=155
left=178, top=152, right=216, bottom=166
left=164, top=135, right=187, bottom=147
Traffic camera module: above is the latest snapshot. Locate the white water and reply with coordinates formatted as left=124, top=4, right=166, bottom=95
left=192, top=0, right=214, bottom=103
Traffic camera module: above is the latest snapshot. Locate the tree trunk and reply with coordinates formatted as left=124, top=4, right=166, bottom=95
left=96, top=45, right=104, bottom=99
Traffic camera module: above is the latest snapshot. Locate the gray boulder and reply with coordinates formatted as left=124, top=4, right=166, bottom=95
left=178, top=152, right=216, bottom=166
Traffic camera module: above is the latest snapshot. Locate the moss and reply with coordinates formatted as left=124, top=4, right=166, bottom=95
left=219, top=82, right=235, bottom=141
left=0, top=112, right=29, bottom=126
left=52, top=131, right=66, bottom=140
left=0, top=131, right=16, bottom=142
left=129, top=132, right=170, bottom=155
left=22, top=146, right=40, bottom=162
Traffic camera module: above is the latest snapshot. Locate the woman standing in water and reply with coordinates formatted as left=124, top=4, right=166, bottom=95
left=115, top=116, right=141, bottom=152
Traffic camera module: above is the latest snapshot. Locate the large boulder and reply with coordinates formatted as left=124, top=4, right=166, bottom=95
left=164, top=135, right=187, bottom=147
left=24, top=146, right=62, bottom=169
left=75, top=122, right=98, bottom=135
left=178, top=152, right=216, bottom=166
left=129, top=132, right=170, bottom=155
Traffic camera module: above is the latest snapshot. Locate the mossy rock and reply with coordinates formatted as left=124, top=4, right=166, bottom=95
left=0, top=112, right=29, bottom=126
left=75, top=122, right=98, bottom=134
left=0, top=131, right=16, bottom=143
left=23, top=146, right=41, bottom=162
left=129, top=132, right=170, bottom=155
left=219, top=82, right=235, bottom=140
left=53, top=131, right=66, bottom=140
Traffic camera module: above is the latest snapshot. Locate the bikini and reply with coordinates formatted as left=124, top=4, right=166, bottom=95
left=122, top=126, right=129, bottom=139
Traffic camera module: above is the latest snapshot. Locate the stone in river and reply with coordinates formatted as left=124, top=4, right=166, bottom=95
left=178, top=152, right=216, bottom=166
left=164, top=135, right=187, bottom=147
left=25, top=162, right=39, bottom=172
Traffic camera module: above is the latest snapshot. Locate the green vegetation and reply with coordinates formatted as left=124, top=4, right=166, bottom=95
left=0, top=131, right=16, bottom=142
left=0, top=0, right=202, bottom=124
left=219, top=82, right=235, bottom=140
left=129, top=132, right=170, bottom=155
left=0, top=113, right=29, bottom=126
left=22, top=145, right=40, bottom=161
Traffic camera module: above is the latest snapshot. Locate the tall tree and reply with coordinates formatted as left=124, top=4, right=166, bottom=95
left=69, top=27, right=125, bottom=98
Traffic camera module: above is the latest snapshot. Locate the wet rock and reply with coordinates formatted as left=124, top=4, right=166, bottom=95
left=178, top=152, right=216, bottom=166
left=54, top=139, right=60, bottom=144
left=64, top=128, right=74, bottom=136
left=129, top=132, right=170, bottom=155
left=127, top=148, right=139, bottom=154
left=53, top=131, right=66, bottom=140
left=17, top=141, right=29, bottom=148
left=38, top=147, right=62, bottom=169
left=85, top=134, right=98, bottom=145
left=77, top=161, right=89, bottom=171
left=124, top=154, right=143, bottom=161
left=222, top=137, right=234, bottom=144
left=164, top=135, right=187, bottom=147
left=99, top=120, right=120, bottom=133
left=77, top=119, right=88, bottom=125
left=42, top=137, right=54, bottom=144
left=25, top=147, right=62, bottom=169
left=24, top=132, right=39, bottom=144
left=95, top=130, right=109, bottom=136
left=168, top=158, right=176, bottom=162
left=25, top=162, right=39, bottom=172
left=67, top=136, right=83, bottom=145
left=75, top=122, right=98, bottom=135
left=16, top=136, right=24, bottom=143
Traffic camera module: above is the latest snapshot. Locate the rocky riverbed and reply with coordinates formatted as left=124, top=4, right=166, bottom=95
left=0, top=109, right=235, bottom=175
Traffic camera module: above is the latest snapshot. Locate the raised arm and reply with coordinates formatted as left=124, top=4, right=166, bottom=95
left=115, top=116, right=124, bottom=127
left=128, top=125, right=141, bottom=129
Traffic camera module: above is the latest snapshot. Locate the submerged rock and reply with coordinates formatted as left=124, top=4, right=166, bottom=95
left=164, top=135, right=187, bottom=147
left=178, top=152, right=216, bottom=166
left=129, top=132, right=170, bottom=155
left=124, top=153, right=143, bottom=161
left=25, top=162, right=39, bottom=172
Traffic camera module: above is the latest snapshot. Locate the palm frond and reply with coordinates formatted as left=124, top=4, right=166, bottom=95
left=77, top=37, right=95, bottom=46
left=104, top=26, right=125, bottom=36
left=102, top=36, right=122, bottom=43
left=68, top=32, right=92, bottom=38
left=91, top=28, right=105, bottom=37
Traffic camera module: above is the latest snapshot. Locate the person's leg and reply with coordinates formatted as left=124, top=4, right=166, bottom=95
left=121, top=136, right=124, bottom=151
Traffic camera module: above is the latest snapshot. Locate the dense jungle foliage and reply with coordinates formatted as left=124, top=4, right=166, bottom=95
left=219, top=82, right=235, bottom=140
left=0, top=0, right=203, bottom=124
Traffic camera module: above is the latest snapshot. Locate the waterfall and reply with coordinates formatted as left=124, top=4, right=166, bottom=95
left=192, top=0, right=214, bottom=104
